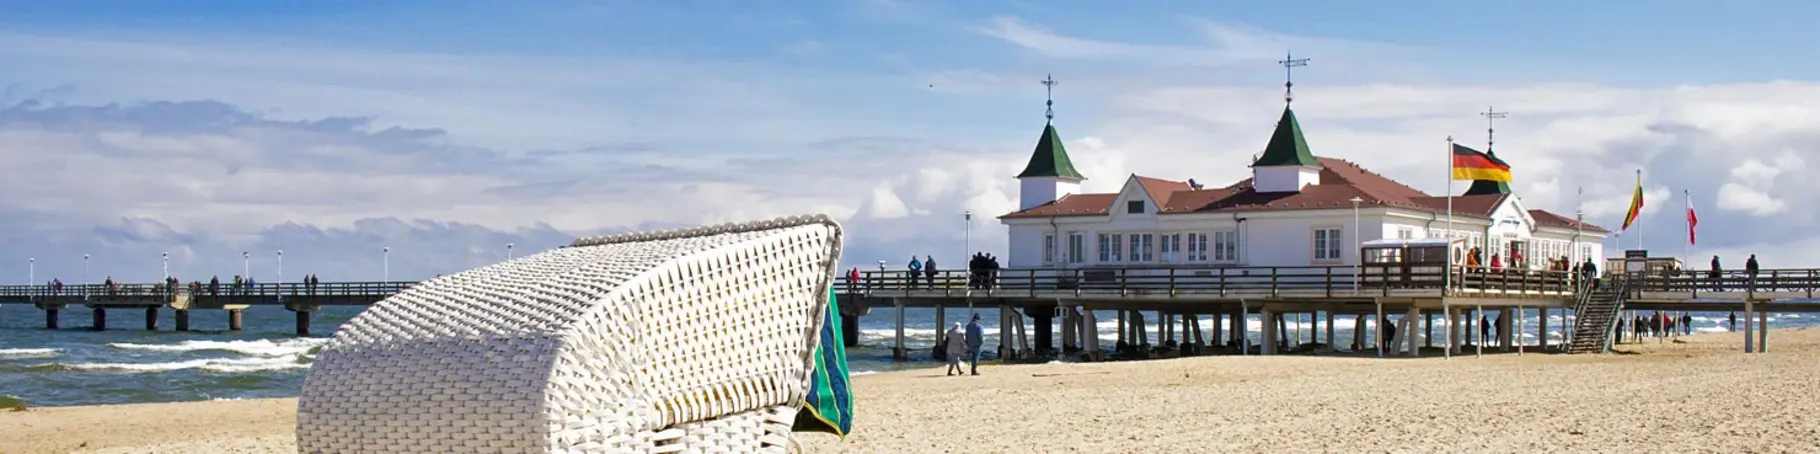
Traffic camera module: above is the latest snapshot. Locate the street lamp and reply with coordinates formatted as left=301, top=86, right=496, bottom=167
left=162, top=252, right=169, bottom=281
left=964, top=210, right=974, bottom=311
left=84, top=254, right=90, bottom=287
left=506, top=243, right=515, bottom=260
left=28, top=257, right=34, bottom=285
left=1350, top=196, right=1363, bottom=295
left=277, top=250, right=284, bottom=283
left=242, top=251, right=250, bottom=279
left=383, top=247, right=391, bottom=282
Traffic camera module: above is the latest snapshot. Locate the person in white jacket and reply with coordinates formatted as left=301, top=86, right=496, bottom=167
left=943, top=322, right=967, bottom=376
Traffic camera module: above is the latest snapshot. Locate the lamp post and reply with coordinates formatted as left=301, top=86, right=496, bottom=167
left=162, top=252, right=169, bottom=281
left=28, top=257, right=34, bottom=285
left=1350, top=196, right=1363, bottom=295
left=242, top=251, right=250, bottom=279
left=383, top=247, right=390, bottom=282
left=964, top=210, right=974, bottom=311
left=506, top=243, right=515, bottom=261
left=84, top=254, right=90, bottom=287
left=277, top=250, right=284, bottom=283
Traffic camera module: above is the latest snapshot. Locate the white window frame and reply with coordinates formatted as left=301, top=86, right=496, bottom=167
left=1098, top=233, right=1124, bottom=263
left=1397, top=227, right=1415, bottom=240
left=1313, top=227, right=1343, bottom=262
left=1212, top=230, right=1238, bottom=263
left=1128, top=233, right=1154, bottom=262
left=1042, top=234, right=1056, bottom=265
left=1067, top=233, right=1085, bottom=264
left=1160, top=233, right=1181, bottom=263
left=1186, top=232, right=1209, bottom=262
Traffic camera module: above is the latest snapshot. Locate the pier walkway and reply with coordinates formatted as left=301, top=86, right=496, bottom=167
left=3, top=266, right=1816, bottom=357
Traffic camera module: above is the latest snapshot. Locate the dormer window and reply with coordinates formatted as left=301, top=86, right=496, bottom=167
left=1127, top=201, right=1145, bottom=214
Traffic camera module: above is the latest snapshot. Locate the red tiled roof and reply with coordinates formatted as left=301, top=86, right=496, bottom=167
left=1529, top=210, right=1609, bottom=232
left=998, top=193, right=1117, bottom=218
left=1001, top=156, right=1590, bottom=227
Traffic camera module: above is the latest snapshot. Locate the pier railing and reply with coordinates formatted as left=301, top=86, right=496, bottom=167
left=1624, top=269, right=1820, bottom=298
left=839, top=265, right=1579, bottom=298
left=0, top=281, right=419, bottom=299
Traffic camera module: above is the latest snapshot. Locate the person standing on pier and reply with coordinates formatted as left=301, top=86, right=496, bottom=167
left=965, top=314, right=984, bottom=376
left=923, top=255, right=938, bottom=288
left=847, top=267, right=861, bottom=293
left=1745, top=254, right=1760, bottom=292
left=906, top=257, right=922, bottom=290
left=943, top=322, right=967, bottom=376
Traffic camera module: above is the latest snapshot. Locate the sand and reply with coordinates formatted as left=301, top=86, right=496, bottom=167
left=5, top=329, right=1818, bottom=453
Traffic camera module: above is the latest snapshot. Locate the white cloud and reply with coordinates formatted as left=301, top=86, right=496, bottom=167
left=6, top=15, right=1820, bottom=283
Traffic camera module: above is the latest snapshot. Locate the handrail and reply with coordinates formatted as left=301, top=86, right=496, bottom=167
left=833, top=264, right=1578, bottom=297
left=0, top=281, right=420, bottom=298
left=1597, top=276, right=1632, bottom=354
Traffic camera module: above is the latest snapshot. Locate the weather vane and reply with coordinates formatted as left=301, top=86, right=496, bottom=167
left=1482, top=106, right=1508, bottom=152
left=1279, top=52, right=1309, bottom=104
left=1041, top=73, right=1059, bottom=122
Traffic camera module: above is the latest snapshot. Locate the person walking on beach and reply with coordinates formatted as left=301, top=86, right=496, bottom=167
left=1479, top=315, right=1491, bottom=346
left=943, top=322, right=967, bottom=376
left=1681, top=313, right=1694, bottom=335
left=906, top=256, right=923, bottom=290
left=1729, top=312, right=1737, bottom=332
left=923, top=255, right=938, bottom=288
left=965, top=314, right=984, bottom=375
left=1614, top=317, right=1626, bottom=345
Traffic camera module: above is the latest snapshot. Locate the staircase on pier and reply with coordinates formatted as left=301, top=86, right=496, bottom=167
left=1565, top=276, right=1630, bottom=354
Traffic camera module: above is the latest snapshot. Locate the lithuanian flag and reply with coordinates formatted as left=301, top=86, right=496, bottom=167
left=1450, top=144, right=1512, bottom=181
left=1621, top=170, right=1643, bottom=231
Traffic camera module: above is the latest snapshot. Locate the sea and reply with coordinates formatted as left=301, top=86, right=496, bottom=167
left=1, top=303, right=1812, bottom=408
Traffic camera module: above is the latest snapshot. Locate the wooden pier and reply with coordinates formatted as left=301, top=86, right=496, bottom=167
left=833, top=264, right=1820, bottom=361
left=0, top=282, right=411, bottom=336
left=3, top=266, right=1816, bottom=356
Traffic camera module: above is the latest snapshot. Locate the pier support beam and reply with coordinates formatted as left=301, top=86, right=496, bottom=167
left=92, top=307, right=107, bottom=331
left=1405, top=306, right=1420, bottom=356
left=1424, top=312, right=1434, bottom=348
left=1115, top=310, right=1127, bottom=351
left=175, top=309, right=190, bottom=331
left=1028, top=305, right=1055, bottom=357
left=933, top=305, right=947, bottom=360
left=43, top=306, right=60, bottom=330
left=1324, top=310, right=1335, bottom=351
left=1539, top=307, right=1549, bottom=351
left=1260, top=310, right=1277, bottom=355
left=228, top=309, right=244, bottom=331
left=295, top=310, right=312, bottom=337
left=144, top=306, right=159, bottom=331
left=1758, top=309, right=1768, bottom=353
left=893, top=302, right=908, bottom=360
left=841, top=314, right=860, bottom=348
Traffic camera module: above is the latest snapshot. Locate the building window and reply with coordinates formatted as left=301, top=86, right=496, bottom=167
left=1128, top=233, right=1154, bottom=262
left=1580, top=245, right=1592, bottom=262
left=1314, top=228, right=1342, bottom=261
left=1098, top=234, right=1124, bottom=262
left=1187, top=233, right=1209, bottom=262
left=1067, top=234, right=1081, bottom=263
left=1397, top=227, right=1414, bottom=240
left=1043, top=234, right=1056, bottom=264
left=1213, top=231, right=1238, bottom=262
left=1127, top=200, right=1146, bottom=214
left=1160, top=234, right=1181, bottom=262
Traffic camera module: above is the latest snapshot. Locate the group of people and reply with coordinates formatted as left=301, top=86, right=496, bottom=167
left=966, top=253, right=1001, bottom=289
left=939, top=314, right=986, bottom=376
left=1615, top=312, right=1697, bottom=344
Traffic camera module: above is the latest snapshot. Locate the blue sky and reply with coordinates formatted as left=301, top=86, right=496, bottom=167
left=2, top=1, right=1818, bottom=282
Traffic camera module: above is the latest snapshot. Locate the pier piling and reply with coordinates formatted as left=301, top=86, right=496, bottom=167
left=228, top=309, right=243, bottom=331
left=43, top=306, right=60, bottom=330
left=295, top=310, right=311, bottom=337
left=144, top=307, right=159, bottom=331
left=175, top=309, right=190, bottom=331
left=92, top=307, right=107, bottom=331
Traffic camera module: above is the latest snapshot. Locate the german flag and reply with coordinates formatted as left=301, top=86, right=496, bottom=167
left=1451, top=144, right=1511, bottom=182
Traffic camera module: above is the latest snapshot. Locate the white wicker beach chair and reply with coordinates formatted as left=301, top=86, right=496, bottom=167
left=297, top=215, right=843, bottom=453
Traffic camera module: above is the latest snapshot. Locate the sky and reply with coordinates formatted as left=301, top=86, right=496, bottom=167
left=2, top=0, right=1818, bottom=283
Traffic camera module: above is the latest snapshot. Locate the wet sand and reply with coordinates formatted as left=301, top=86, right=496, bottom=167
left=4, top=328, right=1817, bottom=453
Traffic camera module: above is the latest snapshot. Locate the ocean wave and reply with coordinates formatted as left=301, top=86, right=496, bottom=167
left=32, top=356, right=311, bottom=374
left=0, top=348, right=60, bottom=358
left=108, top=338, right=329, bottom=358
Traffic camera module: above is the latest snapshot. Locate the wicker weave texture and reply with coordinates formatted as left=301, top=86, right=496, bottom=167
left=298, top=215, right=842, bottom=453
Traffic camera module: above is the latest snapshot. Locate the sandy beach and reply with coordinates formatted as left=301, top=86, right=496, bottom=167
left=5, top=329, right=1818, bottom=453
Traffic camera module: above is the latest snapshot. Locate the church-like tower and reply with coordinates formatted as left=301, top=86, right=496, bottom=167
left=1251, top=52, right=1322, bottom=193
left=1016, top=74, right=1086, bottom=210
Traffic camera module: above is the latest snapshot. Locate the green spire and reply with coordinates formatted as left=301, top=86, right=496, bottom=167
left=1016, top=122, right=1085, bottom=180
left=1253, top=107, right=1321, bottom=168
left=1463, top=150, right=1513, bottom=195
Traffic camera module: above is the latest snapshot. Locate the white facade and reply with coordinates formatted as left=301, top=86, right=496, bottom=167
left=1252, top=165, right=1321, bottom=193
left=1018, top=176, right=1082, bottom=211
left=1003, top=177, right=1606, bottom=271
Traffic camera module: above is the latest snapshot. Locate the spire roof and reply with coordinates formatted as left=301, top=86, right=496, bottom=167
left=1016, top=122, right=1084, bottom=180
left=1253, top=107, right=1321, bottom=168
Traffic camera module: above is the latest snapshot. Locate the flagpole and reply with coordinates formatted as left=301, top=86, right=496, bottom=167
left=1636, top=169, right=1644, bottom=253
left=1445, top=136, right=1455, bottom=297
